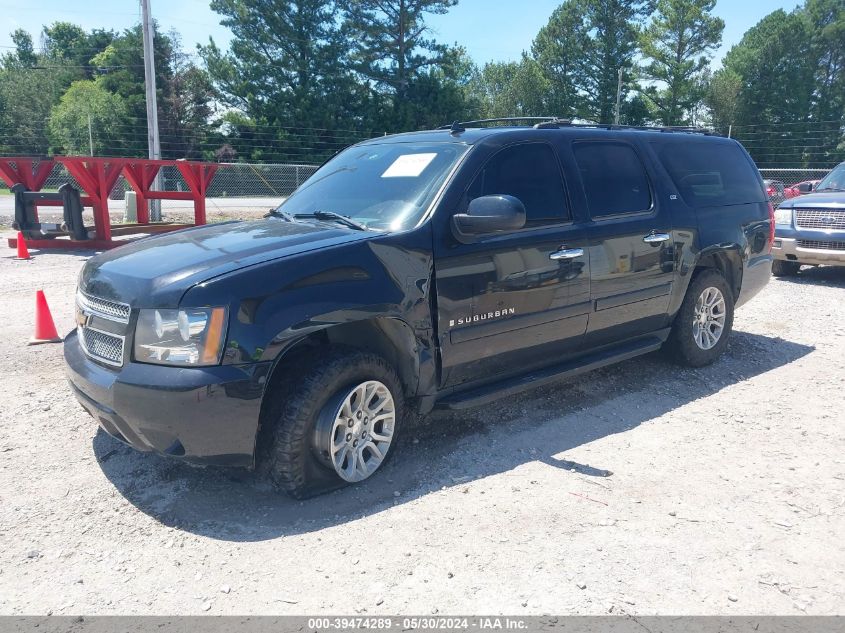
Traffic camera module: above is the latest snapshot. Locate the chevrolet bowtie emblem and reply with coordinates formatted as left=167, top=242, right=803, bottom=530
left=75, top=307, right=92, bottom=328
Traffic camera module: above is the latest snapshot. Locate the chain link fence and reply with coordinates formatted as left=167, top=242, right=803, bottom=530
left=759, top=168, right=832, bottom=205
left=758, top=168, right=831, bottom=187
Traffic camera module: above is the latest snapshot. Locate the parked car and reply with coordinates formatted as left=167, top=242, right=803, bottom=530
left=65, top=119, right=773, bottom=498
left=764, top=179, right=787, bottom=205
left=784, top=179, right=822, bottom=199
left=772, top=161, right=845, bottom=276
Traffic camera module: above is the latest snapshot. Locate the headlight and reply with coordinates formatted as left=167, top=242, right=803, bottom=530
left=134, top=307, right=228, bottom=366
left=774, top=208, right=793, bottom=226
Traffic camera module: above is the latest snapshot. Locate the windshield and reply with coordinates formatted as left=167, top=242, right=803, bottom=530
left=817, top=163, right=845, bottom=191
left=277, top=142, right=468, bottom=231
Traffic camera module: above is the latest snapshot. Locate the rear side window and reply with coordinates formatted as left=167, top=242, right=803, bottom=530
left=466, top=142, right=569, bottom=225
left=573, top=142, right=652, bottom=217
left=655, top=141, right=765, bottom=207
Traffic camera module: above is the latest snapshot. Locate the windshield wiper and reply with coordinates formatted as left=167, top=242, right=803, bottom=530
left=293, top=211, right=367, bottom=231
left=264, top=208, right=296, bottom=221
left=817, top=187, right=845, bottom=192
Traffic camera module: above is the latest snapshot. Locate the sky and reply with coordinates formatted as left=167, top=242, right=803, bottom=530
left=0, top=0, right=804, bottom=68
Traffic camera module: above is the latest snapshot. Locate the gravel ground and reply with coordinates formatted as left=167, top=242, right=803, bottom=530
left=0, top=234, right=843, bottom=616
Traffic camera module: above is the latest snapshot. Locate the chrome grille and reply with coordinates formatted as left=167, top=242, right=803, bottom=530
left=76, top=291, right=130, bottom=323
left=797, top=239, right=845, bottom=251
left=78, top=326, right=125, bottom=366
left=795, top=209, right=845, bottom=230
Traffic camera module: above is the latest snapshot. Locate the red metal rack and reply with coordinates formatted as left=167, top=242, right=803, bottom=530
left=2, top=156, right=221, bottom=251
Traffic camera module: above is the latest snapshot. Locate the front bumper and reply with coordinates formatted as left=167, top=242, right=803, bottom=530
left=773, top=236, right=845, bottom=266
left=64, top=329, right=272, bottom=467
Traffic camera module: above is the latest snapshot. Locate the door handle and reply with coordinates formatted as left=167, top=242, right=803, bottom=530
left=550, top=247, right=584, bottom=261
left=643, top=232, right=671, bottom=244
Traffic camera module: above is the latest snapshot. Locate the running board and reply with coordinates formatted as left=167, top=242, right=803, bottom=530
left=435, top=334, right=666, bottom=411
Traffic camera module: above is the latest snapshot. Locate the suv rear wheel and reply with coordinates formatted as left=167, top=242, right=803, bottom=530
left=260, top=348, right=404, bottom=498
left=666, top=269, right=735, bottom=367
left=772, top=260, right=801, bottom=277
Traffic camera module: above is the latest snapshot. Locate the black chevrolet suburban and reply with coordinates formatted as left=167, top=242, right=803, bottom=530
left=65, top=119, right=773, bottom=498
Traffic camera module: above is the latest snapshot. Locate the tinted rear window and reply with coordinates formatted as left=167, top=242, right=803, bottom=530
left=573, top=142, right=652, bottom=216
left=655, top=141, right=764, bottom=207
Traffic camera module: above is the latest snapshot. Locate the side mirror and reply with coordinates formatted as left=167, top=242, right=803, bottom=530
left=798, top=183, right=811, bottom=193
left=452, top=195, right=526, bottom=243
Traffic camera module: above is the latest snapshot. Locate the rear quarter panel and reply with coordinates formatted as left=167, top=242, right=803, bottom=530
left=644, top=137, right=772, bottom=312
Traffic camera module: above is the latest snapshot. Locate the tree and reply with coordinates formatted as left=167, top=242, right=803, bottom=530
left=531, top=0, right=588, bottom=118
left=0, top=21, right=215, bottom=160
left=92, top=25, right=175, bottom=155
left=47, top=80, right=129, bottom=155
left=341, top=0, right=472, bottom=131
left=803, top=0, right=845, bottom=164
left=704, top=67, right=741, bottom=132
left=0, top=29, right=76, bottom=155
left=160, top=33, right=216, bottom=159
left=201, top=0, right=353, bottom=125
left=42, top=22, right=115, bottom=80
left=386, top=45, right=475, bottom=130
left=467, top=56, right=550, bottom=119
left=579, top=0, right=651, bottom=123
left=713, top=0, right=845, bottom=167
left=9, top=29, right=37, bottom=67
left=640, top=0, right=724, bottom=126
left=342, top=0, right=457, bottom=102
left=200, top=0, right=369, bottom=161
left=91, top=25, right=214, bottom=159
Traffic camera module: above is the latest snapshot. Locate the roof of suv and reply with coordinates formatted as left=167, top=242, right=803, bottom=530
left=358, top=123, right=729, bottom=147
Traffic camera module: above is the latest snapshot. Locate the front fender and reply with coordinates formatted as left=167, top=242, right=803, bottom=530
left=181, top=226, right=437, bottom=389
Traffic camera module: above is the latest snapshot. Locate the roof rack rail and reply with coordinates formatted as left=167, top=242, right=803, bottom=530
left=437, top=117, right=714, bottom=135
left=438, top=117, right=563, bottom=131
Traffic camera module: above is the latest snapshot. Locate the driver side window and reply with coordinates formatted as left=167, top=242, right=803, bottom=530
left=466, top=143, right=570, bottom=226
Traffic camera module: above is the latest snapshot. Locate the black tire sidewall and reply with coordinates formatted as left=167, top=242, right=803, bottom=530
left=772, top=260, right=800, bottom=277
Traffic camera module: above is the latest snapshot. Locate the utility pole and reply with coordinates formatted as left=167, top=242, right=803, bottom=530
left=141, top=0, right=162, bottom=221
left=614, top=68, right=623, bottom=126
left=87, top=112, right=94, bottom=156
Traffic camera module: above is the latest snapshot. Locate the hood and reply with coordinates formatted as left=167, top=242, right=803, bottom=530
left=779, top=191, right=845, bottom=209
left=79, top=219, right=372, bottom=307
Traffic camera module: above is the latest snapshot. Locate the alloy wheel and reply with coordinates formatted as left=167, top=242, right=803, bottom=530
left=692, top=286, right=727, bottom=351
left=324, top=380, right=396, bottom=482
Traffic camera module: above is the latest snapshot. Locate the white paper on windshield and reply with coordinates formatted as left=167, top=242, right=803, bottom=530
left=381, top=153, right=437, bottom=178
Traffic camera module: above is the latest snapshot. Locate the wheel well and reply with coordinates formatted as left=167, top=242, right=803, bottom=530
left=264, top=318, right=419, bottom=400
left=254, top=319, right=419, bottom=468
left=694, top=250, right=741, bottom=300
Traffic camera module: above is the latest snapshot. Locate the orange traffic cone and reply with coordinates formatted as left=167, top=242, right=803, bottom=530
left=29, top=290, right=62, bottom=345
left=15, top=232, right=31, bottom=260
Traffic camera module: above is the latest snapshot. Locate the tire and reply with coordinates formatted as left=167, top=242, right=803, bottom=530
left=666, top=269, right=735, bottom=367
left=260, top=347, right=404, bottom=499
left=772, top=259, right=801, bottom=277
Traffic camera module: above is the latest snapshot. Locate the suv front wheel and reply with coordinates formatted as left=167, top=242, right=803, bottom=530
left=260, top=348, right=404, bottom=498
left=667, top=269, right=735, bottom=367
